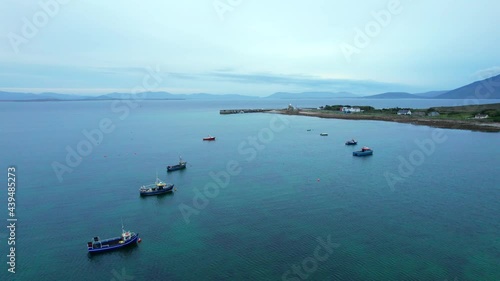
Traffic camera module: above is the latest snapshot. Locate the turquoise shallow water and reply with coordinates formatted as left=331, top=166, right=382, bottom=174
left=0, top=100, right=499, bottom=281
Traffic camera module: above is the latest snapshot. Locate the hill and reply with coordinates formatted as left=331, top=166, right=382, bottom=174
left=0, top=91, right=257, bottom=101
left=436, top=74, right=500, bottom=99
left=0, top=91, right=40, bottom=100
left=413, top=90, right=448, bottom=98
left=38, top=92, right=92, bottom=100
left=363, top=92, right=423, bottom=99
left=98, top=91, right=180, bottom=100
left=266, top=91, right=357, bottom=99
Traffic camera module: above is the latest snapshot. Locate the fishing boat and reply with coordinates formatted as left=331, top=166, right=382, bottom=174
left=320, top=133, right=328, bottom=136
left=139, top=174, right=174, bottom=196
left=203, top=135, right=216, bottom=141
left=167, top=156, right=187, bottom=172
left=345, top=139, right=357, bottom=145
left=87, top=224, right=139, bottom=253
left=353, top=146, right=373, bottom=156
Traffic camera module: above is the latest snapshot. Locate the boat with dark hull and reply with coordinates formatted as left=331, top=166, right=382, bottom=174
left=353, top=146, right=373, bottom=156
left=167, top=156, right=187, bottom=172
left=345, top=139, right=357, bottom=145
left=87, top=226, right=139, bottom=254
left=203, top=135, right=216, bottom=141
left=139, top=175, right=174, bottom=196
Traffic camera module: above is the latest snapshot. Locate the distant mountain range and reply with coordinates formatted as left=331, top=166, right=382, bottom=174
left=100, top=92, right=258, bottom=100
left=363, top=92, right=423, bottom=99
left=434, top=74, right=500, bottom=99
left=1, top=74, right=499, bottom=101
left=266, top=91, right=358, bottom=99
left=0, top=91, right=259, bottom=101
left=0, top=90, right=359, bottom=101
left=363, top=90, right=449, bottom=99
left=413, top=91, right=448, bottom=98
left=338, top=74, right=500, bottom=99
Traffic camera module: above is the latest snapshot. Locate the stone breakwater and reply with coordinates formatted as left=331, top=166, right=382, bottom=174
left=220, top=109, right=272, bottom=114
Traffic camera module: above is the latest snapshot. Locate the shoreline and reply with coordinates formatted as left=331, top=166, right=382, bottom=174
left=274, top=110, right=500, bottom=132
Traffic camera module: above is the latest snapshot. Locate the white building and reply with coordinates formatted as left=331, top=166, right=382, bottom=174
left=341, top=107, right=361, bottom=113
left=397, top=109, right=412, bottom=115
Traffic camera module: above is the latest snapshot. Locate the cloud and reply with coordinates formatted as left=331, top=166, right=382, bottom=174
left=171, top=71, right=406, bottom=94
left=473, top=66, right=500, bottom=80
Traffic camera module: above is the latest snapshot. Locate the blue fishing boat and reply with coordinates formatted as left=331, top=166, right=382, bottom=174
left=167, top=156, right=187, bottom=172
left=139, top=174, right=174, bottom=196
left=353, top=146, right=373, bottom=156
left=345, top=139, right=357, bottom=145
left=87, top=225, right=139, bottom=254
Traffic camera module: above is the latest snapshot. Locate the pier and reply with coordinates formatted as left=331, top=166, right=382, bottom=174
left=219, top=109, right=273, bottom=115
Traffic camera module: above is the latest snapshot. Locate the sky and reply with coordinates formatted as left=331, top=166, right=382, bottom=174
left=0, top=0, right=499, bottom=97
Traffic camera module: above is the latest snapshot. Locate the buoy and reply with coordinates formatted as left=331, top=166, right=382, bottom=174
left=317, top=178, right=320, bottom=182
left=138, top=238, right=142, bottom=243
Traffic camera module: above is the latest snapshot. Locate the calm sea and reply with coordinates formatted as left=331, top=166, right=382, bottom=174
left=0, top=99, right=499, bottom=281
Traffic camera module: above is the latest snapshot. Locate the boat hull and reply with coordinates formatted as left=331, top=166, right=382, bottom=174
left=88, top=233, right=139, bottom=253
left=167, top=163, right=186, bottom=172
left=203, top=137, right=216, bottom=141
left=345, top=141, right=357, bottom=145
left=353, top=150, right=373, bottom=156
left=139, top=184, right=174, bottom=196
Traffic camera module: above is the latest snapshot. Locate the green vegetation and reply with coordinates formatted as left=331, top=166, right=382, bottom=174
left=432, top=103, right=500, bottom=121
left=320, top=103, right=500, bottom=122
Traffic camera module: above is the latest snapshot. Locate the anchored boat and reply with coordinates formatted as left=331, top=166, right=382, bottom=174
left=345, top=139, right=357, bottom=145
left=167, top=156, right=187, bottom=172
left=87, top=225, right=139, bottom=253
left=139, top=174, right=174, bottom=196
left=203, top=135, right=216, bottom=141
left=353, top=146, right=373, bottom=156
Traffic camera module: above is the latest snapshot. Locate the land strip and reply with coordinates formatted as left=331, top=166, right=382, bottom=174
left=249, top=103, right=500, bottom=132
left=284, top=110, right=500, bottom=132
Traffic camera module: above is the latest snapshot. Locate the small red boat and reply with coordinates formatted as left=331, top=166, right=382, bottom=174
left=203, top=135, right=216, bottom=141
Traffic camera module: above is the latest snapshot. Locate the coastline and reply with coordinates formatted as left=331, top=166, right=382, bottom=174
left=274, top=110, right=500, bottom=132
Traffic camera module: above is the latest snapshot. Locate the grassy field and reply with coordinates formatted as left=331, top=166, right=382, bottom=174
left=318, top=103, right=500, bottom=122
left=279, top=103, right=500, bottom=132
left=430, top=103, right=500, bottom=121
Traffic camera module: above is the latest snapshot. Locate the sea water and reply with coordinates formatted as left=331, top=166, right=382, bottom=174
left=0, top=99, right=499, bottom=281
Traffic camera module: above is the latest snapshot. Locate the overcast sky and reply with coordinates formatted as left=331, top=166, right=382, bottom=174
left=0, top=0, right=499, bottom=96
